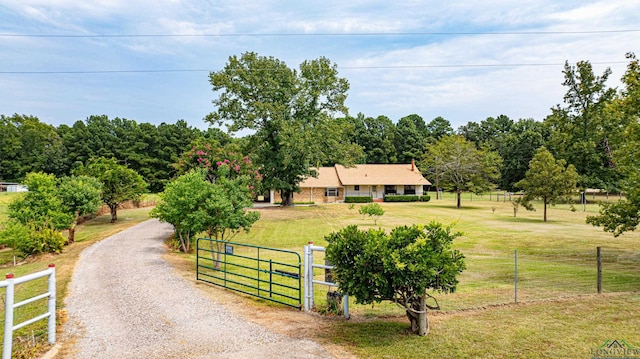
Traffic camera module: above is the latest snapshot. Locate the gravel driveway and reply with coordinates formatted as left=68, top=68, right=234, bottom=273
left=64, top=219, right=332, bottom=358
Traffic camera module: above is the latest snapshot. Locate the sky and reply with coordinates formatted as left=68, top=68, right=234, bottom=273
left=1, top=1, right=639, bottom=132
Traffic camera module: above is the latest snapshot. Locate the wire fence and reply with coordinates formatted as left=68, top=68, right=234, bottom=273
left=308, top=246, right=640, bottom=313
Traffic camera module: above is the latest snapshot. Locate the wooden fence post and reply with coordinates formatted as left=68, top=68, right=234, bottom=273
left=597, top=246, right=602, bottom=294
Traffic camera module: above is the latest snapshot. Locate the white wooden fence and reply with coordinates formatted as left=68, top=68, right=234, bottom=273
left=1, top=264, right=56, bottom=359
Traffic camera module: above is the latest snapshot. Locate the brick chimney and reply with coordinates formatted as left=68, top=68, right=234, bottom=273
left=411, top=159, right=415, bottom=171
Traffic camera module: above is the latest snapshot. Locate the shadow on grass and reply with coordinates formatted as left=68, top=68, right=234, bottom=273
left=325, top=320, right=422, bottom=349
left=495, top=216, right=560, bottom=224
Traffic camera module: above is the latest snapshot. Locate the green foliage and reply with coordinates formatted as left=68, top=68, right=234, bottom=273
left=0, top=114, right=67, bottom=182
left=8, top=172, right=74, bottom=231
left=345, top=196, right=372, bottom=203
left=75, top=157, right=147, bottom=223
left=0, top=220, right=29, bottom=250
left=384, top=195, right=419, bottom=202
left=206, top=52, right=361, bottom=206
left=420, top=195, right=431, bottom=202
left=422, top=135, right=502, bottom=208
left=174, top=141, right=262, bottom=194
left=395, top=114, right=428, bottom=163
left=587, top=54, right=640, bottom=236
left=545, top=60, right=622, bottom=190
left=358, top=203, right=384, bottom=224
left=151, top=165, right=260, bottom=253
left=19, top=224, right=65, bottom=255
left=0, top=221, right=64, bottom=255
left=58, top=175, right=103, bottom=217
left=325, top=223, right=465, bottom=334
left=151, top=169, right=212, bottom=252
left=344, top=113, right=396, bottom=164
left=516, top=147, right=579, bottom=221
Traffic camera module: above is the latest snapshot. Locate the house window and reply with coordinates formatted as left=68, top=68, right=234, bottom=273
left=325, top=187, right=339, bottom=197
left=354, top=185, right=360, bottom=191
left=404, top=185, right=416, bottom=195
left=384, top=185, right=396, bottom=195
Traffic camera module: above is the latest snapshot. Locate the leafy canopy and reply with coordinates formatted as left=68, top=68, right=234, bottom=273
left=516, top=146, right=579, bottom=222
left=325, top=223, right=465, bottom=335
left=206, top=52, right=361, bottom=206
left=422, top=135, right=502, bottom=208
left=75, top=157, right=147, bottom=222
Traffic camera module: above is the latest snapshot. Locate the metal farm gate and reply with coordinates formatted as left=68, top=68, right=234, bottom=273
left=196, top=238, right=302, bottom=309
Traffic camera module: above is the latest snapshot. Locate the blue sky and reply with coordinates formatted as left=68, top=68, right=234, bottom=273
left=1, top=1, right=638, bottom=132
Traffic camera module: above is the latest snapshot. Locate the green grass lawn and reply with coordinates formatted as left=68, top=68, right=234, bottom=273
left=2, top=190, right=639, bottom=358
left=184, top=193, right=640, bottom=358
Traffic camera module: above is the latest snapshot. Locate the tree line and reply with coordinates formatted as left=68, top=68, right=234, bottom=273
left=0, top=115, right=231, bottom=192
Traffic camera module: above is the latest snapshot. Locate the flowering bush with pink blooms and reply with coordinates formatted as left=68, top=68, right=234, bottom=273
left=175, top=143, right=262, bottom=196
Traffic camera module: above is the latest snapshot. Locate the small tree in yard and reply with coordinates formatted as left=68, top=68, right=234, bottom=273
left=58, top=175, right=103, bottom=244
left=325, top=222, right=465, bottom=336
left=358, top=203, right=384, bottom=225
left=152, top=164, right=260, bottom=259
left=151, top=169, right=212, bottom=253
left=516, top=147, right=579, bottom=222
left=75, top=157, right=147, bottom=223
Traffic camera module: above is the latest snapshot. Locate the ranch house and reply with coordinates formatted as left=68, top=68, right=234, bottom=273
left=272, top=160, right=431, bottom=204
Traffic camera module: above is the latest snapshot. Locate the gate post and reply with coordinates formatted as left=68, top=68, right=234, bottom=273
left=47, top=264, right=56, bottom=343
left=3, top=274, right=15, bottom=359
left=303, top=242, right=313, bottom=311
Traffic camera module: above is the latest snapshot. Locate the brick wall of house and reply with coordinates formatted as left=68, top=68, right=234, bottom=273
left=273, top=187, right=344, bottom=204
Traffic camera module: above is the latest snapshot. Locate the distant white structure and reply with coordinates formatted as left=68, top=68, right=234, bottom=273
left=1, top=182, right=28, bottom=192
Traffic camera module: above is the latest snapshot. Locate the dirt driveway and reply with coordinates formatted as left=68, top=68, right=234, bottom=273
left=62, top=219, right=334, bottom=358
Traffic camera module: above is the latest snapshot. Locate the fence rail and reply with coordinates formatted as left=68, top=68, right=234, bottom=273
left=0, top=265, right=56, bottom=359
left=304, top=246, right=640, bottom=314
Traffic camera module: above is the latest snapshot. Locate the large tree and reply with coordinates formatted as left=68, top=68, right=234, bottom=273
left=587, top=53, right=640, bottom=235
left=516, top=147, right=579, bottom=222
left=545, top=60, right=621, bottom=190
left=75, top=157, right=147, bottom=223
left=495, top=119, right=549, bottom=191
left=345, top=113, right=396, bottom=163
left=0, top=114, right=66, bottom=181
left=206, top=52, right=360, bottom=206
left=422, top=135, right=502, bottom=208
left=395, top=114, right=428, bottom=163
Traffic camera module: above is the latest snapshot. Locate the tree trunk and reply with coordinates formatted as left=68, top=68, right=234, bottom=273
left=456, top=190, right=461, bottom=209
left=405, top=294, right=429, bottom=336
left=418, top=294, right=428, bottom=336
left=281, top=190, right=294, bottom=207
left=543, top=196, right=547, bottom=222
left=109, top=204, right=118, bottom=223
left=66, top=221, right=77, bottom=245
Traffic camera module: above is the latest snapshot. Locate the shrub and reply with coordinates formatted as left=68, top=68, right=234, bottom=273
left=420, top=195, right=431, bottom=202
left=16, top=224, right=65, bottom=255
left=345, top=196, right=372, bottom=203
left=384, top=195, right=419, bottom=202
left=325, top=223, right=465, bottom=336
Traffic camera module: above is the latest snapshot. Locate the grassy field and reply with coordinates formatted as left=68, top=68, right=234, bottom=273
left=180, top=192, right=640, bottom=358
left=2, top=190, right=640, bottom=358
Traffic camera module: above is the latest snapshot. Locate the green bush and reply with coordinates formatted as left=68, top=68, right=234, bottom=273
left=384, top=195, right=419, bottom=202
left=345, top=196, right=372, bottom=203
left=16, top=225, right=65, bottom=255
left=420, top=195, right=431, bottom=202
